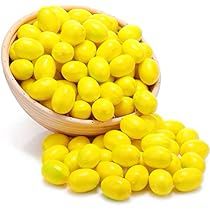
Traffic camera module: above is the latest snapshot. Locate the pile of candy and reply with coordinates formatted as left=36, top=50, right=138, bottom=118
left=9, top=6, right=159, bottom=121
left=41, top=114, right=209, bottom=201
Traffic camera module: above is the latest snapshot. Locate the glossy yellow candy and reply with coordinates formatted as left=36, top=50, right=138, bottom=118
left=70, top=100, right=91, bottom=119
left=52, top=42, right=74, bottom=63
left=42, top=133, right=70, bottom=150
left=143, top=146, right=172, bottom=168
left=138, top=58, right=159, bottom=85
left=41, top=99, right=52, bottom=109
left=92, top=98, right=114, bottom=121
left=38, top=31, right=60, bottom=53
left=68, top=8, right=92, bottom=23
left=180, top=139, right=209, bottom=158
left=13, top=37, right=44, bottom=60
left=100, top=82, right=123, bottom=105
left=42, top=145, right=69, bottom=163
left=68, top=169, right=100, bottom=192
left=9, top=43, right=19, bottom=60
left=141, top=115, right=159, bottom=134
left=169, top=139, right=180, bottom=155
left=57, top=80, right=77, bottom=93
left=112, top=144, right=140, bottom=167
left=88, top=56, right=110, bottom=82
left=33, top=20, right=39, bottom=28
left=68, top=136, right=90, bottom=151
left=118, top=25, right=142, bottom=42
left=125, top=165, right=148, bottom=191
left=131, top=140, right=142, bottom=151
left=61, top=61, right=87, bottom=82
left=78, top=144, right=101, bottom=168
left=21, top=78, right=35, bottom=94
left=74, top=40, right=96, bottom=63
left=101, top=176, right=131, bottom=201
left=17, top=24, right=41, bottom=39
left=92, top=135, right=105, bottom=148
left=42, top=160, right=69, bottom=185
left=96, top=39, right=122, bottom=62
left=181, top=152, right=205, bottom=171
left=103, top=130, right=131, bottom=151
left=149, top=169, right=173, bottom=196
left=110, top=54, right=135, bottom=77
left=152, top=113, right=165, bottom=129
left=163, top=120, right=185, bottom=135
left=100, top=149, right=112, bottom=161
left=64, top=150, right=80, bottom=172
left=49, top=6, right=70, bottom=25
left=165, top=154, right=181, bottom=174
left=10, top=59, right=33, bottom=80
left=176, top=128, right=199, bottom=145
left=120, top=114, right=147, bottom=139
left=78, top=76, right=100, bottom=102
left=37, top=8, right=61, bottom=33
left=61, top=20, right=86, bottom=46
left=83, top=19, right=108, bottom=43
left=115, top=96, right=135, bottom=117
left=28, top=77, right=57, bottom=101
left=107, top=30, right=119, bottom=40
left=173, top=168, right=203, bottom=192
left=141, top=42, right=153, bottom=58
left=34, top=55, right=56, bottom=79
left=135, top=80, right=148, bottom=91
left=96, top=161, right=123, bottom=180
left=122, top=39, right=144, bottom=63
left=154, top=129, right=176, bottom=139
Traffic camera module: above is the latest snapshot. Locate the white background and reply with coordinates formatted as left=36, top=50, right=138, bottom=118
left=0, top=0, right=210, bottom=209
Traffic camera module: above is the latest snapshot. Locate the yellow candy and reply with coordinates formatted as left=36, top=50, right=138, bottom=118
left=88, top=56, right=110, bottom=82
left=57, top=80, right=77, bottom=93
left=42, top=133, right=70, bottom=150
left=52, top=42, right=74, bottom=63
left=143, top=146, right=172, bottom=168
left=141, top=115, right=159, bottom=134
left=77, top=144, right=101, bottom=168
left=13, top=37, right=44, bottom=60
left=68, top=9, right=92, bottom=24
left=106, top=30, right=119, bottom=40
left=9, top=43, right=19, bottom=60
left=17, top=24, right=41, bottom=39
left=115, top=96, right=134, bottom=117
left=61, top=20, right=86, bottom=46
left=41, top=99, right=52, bottom=110
left=176, top=128, right=199, bottom=145
left=68, top=169, right=100, bottom=192
left=149, top=169, right=173, bottom=196
left=42, top=160, right=69, bottom=185
left=100, top=82, right=123, bottom=105
left=78, top=76, right=100, bottom=102
left=49, top=6, right=70, bottom=25
left=118, top=25, right=142, bottom=42
left=115, top=76, right=136, bottom=97
left=61, top=61, right=87, bottom=82
left=163, top=120, right=185, bottom=135
left=70, top=100, right=91, bottom=119
left=64, top=150, right=80, bottom=172
left=96, top=39, right=122, bottom=62
left=154, top=129, right=176, bottom=139
left=100, top=149, right=112, bottom=161
left=101, top=176, right=131, bottom=201
left=83, top=19, right=108, bottom=43
left=68, top=136, right=90, bottom=151
left=122, top=39, right=144, bottom=63
left=33, top=20, right=39, bottom=28
left=112, top=144, right=140, bottom=167
left=38, top=31, right=60, bottom=53
left=34, top=55, right=56, bottom=79
left=10, top=59, right=33, bottom=80
left=103, top=130, right=131, bottom=151
left=180, top=139, right=209, bottom=159
left=173, top=168, right=203, bottom=192
left=152, top=113, right=165, bottom=129
left=92, top=135, right=104, bottom=148
left=74, top=40, right=96, bottom=63
left=138, top=58, right=160, bottom=85
left=28, top=77, right=57, bottom=101
left=141, top=42, right=153, bottom=58
left=42, top=145, right=69, bottom=163
left=120, top=114, right=147, bottom=139
left=125, top=165, right=149, bottom=191
left=165, top=153, right=181, bottom=174
left=132, top=139, right=142, bottom=151
left=169, top=139, right=180, bottom=155
left=181, top=152, right=205, bottom=171
left=135, top=80, right=148, bottom=91
left=21, top=78, right=35, bottom=94
left=96, top=161, right=123, bottom=180
left=92, top=98, right=114, bottom=121
left=110, top=54, right=135, bottom=77
left=37, top=8, right=61, bottom=33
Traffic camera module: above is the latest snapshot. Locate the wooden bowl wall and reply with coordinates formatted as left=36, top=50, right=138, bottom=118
left=1, top=6, right=160, bottom=136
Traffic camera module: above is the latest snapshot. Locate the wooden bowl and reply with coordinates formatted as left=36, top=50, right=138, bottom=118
left=1, top=6, right=160, bottom=136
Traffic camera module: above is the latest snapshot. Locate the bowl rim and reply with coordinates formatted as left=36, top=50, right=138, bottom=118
left=1, top=5, right=161, bottom=127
